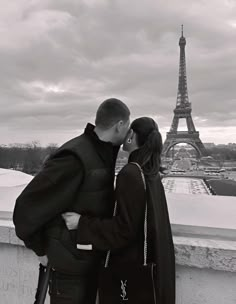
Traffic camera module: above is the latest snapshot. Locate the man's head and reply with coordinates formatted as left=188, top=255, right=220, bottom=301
left=95, top=98, right=130, bottom=145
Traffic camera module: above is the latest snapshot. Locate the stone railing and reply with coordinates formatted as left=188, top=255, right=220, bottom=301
left=0, top=193, right=236, bottom=304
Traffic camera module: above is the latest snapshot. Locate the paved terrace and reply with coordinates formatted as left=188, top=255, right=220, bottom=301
left=0, top=169, right=236, bottom=303
left=162, top=177, right=211, bottom=195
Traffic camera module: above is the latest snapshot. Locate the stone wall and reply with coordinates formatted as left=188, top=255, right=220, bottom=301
left=1, top=192, right=236, bottom=303
left=0, top=243, right=46, bottom=304
left=0, top=225, right=236, bottom=304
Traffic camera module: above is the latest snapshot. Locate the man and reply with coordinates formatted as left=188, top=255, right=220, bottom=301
left=13, top=98, right=130, bottom=304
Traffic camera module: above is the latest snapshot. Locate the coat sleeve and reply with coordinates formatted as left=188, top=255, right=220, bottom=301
left=77, top=164, right=146, bottom=252
left=13, top=153, right=83, bottom=256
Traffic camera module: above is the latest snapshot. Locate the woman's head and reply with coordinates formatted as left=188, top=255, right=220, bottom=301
left=123, top=117, right=163, bottom=175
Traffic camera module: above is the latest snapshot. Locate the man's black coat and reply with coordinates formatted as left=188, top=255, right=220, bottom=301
left=13, top=124, right=119, bottom=259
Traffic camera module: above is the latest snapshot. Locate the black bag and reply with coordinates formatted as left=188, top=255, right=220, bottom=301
left=98, top=162, right=157, bottom=304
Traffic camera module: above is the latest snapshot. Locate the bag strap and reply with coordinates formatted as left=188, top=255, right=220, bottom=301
left=104, top=162, right=148, bottom=267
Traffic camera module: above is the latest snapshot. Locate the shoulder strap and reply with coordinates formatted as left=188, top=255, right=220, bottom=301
left=129, top=162, right=146, bottom=190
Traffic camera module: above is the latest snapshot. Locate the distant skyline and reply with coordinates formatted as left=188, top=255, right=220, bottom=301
left=1, top=0, right=236, bottom=146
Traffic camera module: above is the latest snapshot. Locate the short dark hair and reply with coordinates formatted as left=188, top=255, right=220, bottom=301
left=95, top=98, right=130, bottom=129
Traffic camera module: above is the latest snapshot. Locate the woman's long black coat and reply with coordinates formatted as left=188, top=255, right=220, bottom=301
left=78, top=161, right=176, bottom=304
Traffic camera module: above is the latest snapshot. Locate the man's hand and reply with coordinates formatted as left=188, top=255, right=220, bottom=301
left=62, top=212, right=81, bottom=230
left=38, top=255, right=48, bottom=266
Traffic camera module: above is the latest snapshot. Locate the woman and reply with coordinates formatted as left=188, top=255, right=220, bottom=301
left=63, top=117, right=175, bottom=304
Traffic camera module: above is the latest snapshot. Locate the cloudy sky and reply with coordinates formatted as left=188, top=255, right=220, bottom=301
left=0, top=0, right=236, bottom=146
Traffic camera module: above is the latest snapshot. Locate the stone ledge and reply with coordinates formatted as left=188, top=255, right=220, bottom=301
left=0, top=223, right=24, bottom=246
left=174, top=236, right=236, bottom=273
left=172, top=224, right=236, bottom=241
left=0, top=224, right=235, bottom=273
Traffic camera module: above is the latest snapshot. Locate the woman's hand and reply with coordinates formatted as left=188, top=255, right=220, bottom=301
left=62, top=212, right=81, bottom=230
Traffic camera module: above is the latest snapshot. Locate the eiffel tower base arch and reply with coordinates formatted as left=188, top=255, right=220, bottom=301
left=162, top=132, right=208, bottom=158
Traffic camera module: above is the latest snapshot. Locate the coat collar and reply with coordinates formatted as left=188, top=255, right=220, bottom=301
left=84, top=123, right=120, bottom=167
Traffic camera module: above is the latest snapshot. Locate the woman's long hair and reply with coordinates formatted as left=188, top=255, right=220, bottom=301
left=130, top=117, right=163, bottom=175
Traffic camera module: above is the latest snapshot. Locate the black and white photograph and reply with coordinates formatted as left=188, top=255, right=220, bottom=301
left=0, top=1, right=236, bottom=303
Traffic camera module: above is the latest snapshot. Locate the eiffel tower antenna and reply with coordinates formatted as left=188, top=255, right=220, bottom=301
left=162, top=27, right=207, bottom=157
left=176, top=24, right=189, bottom=107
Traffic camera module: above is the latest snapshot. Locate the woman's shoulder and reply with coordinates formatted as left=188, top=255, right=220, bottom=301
left=118, top=162, right=142, bottom=179
left=116, top=163, right=145, bottom=192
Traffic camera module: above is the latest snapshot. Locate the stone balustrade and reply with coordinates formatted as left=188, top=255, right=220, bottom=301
left=0, top=193, right=236, bottom=303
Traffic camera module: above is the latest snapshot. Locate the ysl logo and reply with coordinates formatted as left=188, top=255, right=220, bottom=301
left=120, top=280, right=128, bottom=301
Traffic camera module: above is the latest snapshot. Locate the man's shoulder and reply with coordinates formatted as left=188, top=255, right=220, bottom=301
left=57, top=133, right=85, bottom=151
left=49, top=133, right=90, bottom=161
left=42, top=152, right=82, bottom=180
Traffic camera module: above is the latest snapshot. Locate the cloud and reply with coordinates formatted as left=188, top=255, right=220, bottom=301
left=0, top=0, right=235, bottom=145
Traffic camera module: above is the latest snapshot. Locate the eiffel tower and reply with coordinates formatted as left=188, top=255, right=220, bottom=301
left=162, top=26, right=207, bottom=157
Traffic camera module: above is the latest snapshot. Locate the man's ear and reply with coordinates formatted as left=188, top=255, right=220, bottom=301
left=116, top=120, right=124, bottom=132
